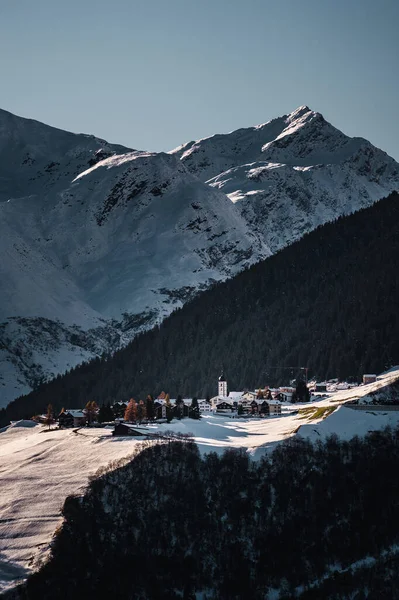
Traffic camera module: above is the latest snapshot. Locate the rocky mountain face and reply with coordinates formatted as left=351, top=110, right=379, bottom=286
left=172, top=105, right=399, bottom=251
left=0, top=109, right=268, bottom=405
left=1, top=106, right=398, bottom=405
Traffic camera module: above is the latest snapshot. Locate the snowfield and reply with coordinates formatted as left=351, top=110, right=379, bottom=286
left=0, top=367, right=399, bottom=592
left=0, top=425, right=144, bottom=593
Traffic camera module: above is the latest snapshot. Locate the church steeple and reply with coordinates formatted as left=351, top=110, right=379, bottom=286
left=218, top=371, right=227, bottom=397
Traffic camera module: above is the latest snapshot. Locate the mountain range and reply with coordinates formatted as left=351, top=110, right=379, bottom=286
left=1, top=105, right=398, bottom=406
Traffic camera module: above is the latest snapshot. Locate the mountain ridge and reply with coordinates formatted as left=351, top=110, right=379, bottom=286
left=1, top=105, right=398, bottom=405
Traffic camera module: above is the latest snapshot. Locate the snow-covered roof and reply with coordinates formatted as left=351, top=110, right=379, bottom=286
left=9, top=420, right=38, bottom=429
left=228, top=391, right=243, bottom=399
left=64, top=410, right=85, bottom=418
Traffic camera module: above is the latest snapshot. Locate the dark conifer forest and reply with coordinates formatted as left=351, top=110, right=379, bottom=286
left=1, top=191, right=399, bottom=425
left=5, top=428, right=399, bottom=600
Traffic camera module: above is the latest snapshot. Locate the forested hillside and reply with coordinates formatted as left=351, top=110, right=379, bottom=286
left=1, top=191, right=399, bottom=424
left=6, top=429, right=399, bottom=599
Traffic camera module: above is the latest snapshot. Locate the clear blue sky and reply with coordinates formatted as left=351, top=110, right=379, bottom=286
left=1, top=0, right=398, bottom=159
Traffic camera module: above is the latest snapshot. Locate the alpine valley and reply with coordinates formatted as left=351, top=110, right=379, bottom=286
left=1, top=105, right=398, bottom=406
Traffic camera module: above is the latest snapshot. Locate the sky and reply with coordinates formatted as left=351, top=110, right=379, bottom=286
left=0, top=0, right=398, bottom=159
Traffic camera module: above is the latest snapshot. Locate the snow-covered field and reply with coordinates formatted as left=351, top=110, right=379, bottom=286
left=1, top=367, right=399, bottom=593
left=0, top=424, right=144, bottom=593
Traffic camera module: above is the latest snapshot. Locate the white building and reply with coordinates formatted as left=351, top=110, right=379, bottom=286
left=266, top=400, right=282, bottom=416
left=198, top=399, right=212, bottom=413
left=218, top=372, right=228, bottom=397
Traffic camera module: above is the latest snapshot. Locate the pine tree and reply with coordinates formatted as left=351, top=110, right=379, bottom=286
left=146, top=395, right=154, bottom=421
left=190, top=397, right=200, bottom=419
left=98, top=404, right=107, bottom=423
left=295, top=380, right=310, bottom=402
left=124, top=399, right=137, bottom=422
left=176, top=395, right=184, bottom=420
left=137, top=400, right=147, bottom=423
left=105, top=402, right=114, bottom=422
left=166, top=405, right=174, bottom=423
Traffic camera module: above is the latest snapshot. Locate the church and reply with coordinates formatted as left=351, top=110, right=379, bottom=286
left=211, top=372, right=282, bottom=416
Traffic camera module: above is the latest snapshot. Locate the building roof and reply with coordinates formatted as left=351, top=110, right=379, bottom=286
left=228, top=391, right=243, bottom=399
left=64, top=410, right=85, bottom=418
left=218, top=372, right=226, bottom=382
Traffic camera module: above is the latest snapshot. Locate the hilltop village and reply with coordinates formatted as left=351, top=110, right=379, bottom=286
left=32, top=372, right=373, bottom=433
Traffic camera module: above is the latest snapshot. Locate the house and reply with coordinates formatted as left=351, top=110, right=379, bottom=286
left=228, top=391, right=243, bottom=403
left=58, top=410, right=86, bottom=428
left=246, top=399, right=281, bottom=416
left=278, top=387, right=296, bottom=402
left=198, top=399, right=212, bottom=413
left=258, top=400, right=270, bottom=415
left=34, top=414, right=51, bottom=424
left=113, top=423, right=147, bottom=437
left=266, top=400, right=282, bottom=416
left=154, top=401, right=168, bottom=420
left=216, top=400, right=235, bottom=414
left=242, top=391, right=257, bottom=402
left=315, top=383, right=327, bottom=393
left=363, top=374, right=377, bottom=384
left=58, top=411, right=73, bottom=428
left=250, top=399, right=259, bottom=414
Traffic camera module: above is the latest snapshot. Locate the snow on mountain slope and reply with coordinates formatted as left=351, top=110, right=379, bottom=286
left=0, top=424, right=148, bottom=593
left=0, top=110, right=268, bottom=406
left=1, top=106, right=398, bottom=406
left=173, top=106, right=399, bottom=251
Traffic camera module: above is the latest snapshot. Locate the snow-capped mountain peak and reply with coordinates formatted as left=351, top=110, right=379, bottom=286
left=171, top=105, right=398, bottom=253
left=1, top=106, right=398, bottom=405
left=0, top=110, right=270, bottom=404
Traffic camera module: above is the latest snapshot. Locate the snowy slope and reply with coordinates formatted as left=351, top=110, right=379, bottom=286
left=1, top=368, right=399, bottom=592
left=172, top=106, right=399, bottom=252
left=297, top=404, right=399, bottom=443
left=0, top=423, right=148, bottom=593
left=0, top=110, right=268, bottom=405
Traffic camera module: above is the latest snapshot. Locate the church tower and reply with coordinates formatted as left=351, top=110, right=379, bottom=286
left=218, top=371, right=227, bottom=397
